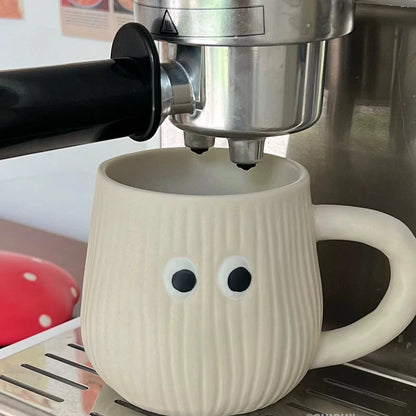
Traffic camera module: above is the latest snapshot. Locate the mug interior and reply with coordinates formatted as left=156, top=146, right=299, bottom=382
left=103, top=148, right=305, bottom=196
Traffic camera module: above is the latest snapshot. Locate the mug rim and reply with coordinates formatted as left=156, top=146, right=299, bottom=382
left=98, top=147, right=310, bottom=200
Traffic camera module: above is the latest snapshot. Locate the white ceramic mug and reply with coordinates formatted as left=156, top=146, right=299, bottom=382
left=81, top=148, right=416, bottom=416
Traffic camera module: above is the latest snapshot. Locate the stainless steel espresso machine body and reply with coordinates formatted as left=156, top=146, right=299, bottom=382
left=291, top=0, right=416, bottom=382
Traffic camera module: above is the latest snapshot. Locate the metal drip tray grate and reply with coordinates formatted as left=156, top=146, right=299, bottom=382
left=1, top=325, right=415, bottom=416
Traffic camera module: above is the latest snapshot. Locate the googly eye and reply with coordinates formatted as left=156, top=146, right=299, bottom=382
left=218, top=256, right=252, bottom=299
left=164, top=258, right=197, bottom=299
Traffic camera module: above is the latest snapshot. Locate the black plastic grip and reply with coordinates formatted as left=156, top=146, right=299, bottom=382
left=0, top=23, right=161, bottom=158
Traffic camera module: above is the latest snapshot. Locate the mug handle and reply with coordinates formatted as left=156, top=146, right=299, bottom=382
left=311, top=204, right=416, bottom=369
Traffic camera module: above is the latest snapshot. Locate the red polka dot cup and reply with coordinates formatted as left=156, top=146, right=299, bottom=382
left=0, top=251, right=80, bottom=345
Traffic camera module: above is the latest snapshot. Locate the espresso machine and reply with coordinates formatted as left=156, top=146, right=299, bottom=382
left=0, top=0, right=353, bottom=170
left=1, top=1, right=416, bottom=415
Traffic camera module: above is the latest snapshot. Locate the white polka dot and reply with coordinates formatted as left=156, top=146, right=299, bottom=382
left=31, top=257, right=43, bottom=263
left=70, top=287, right=78, bottom=298
left=23, top=272, right=38, bottom=282
left=39, top=314, right=52, bottom=328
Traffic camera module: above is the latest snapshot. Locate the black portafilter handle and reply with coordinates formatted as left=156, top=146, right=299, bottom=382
left=0, top=23, right=161, bottom=159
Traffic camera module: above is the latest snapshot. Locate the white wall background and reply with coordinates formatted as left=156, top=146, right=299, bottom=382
left=0, top=0, right=160, bottom=241
left=0, top=1, right=111, bottom=69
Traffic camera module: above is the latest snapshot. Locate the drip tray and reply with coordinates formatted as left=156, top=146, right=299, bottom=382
left=1, top=326, right=415, bottom=416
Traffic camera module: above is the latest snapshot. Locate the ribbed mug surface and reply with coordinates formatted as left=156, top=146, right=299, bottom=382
left=81, top=148, right=322, bottom=416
